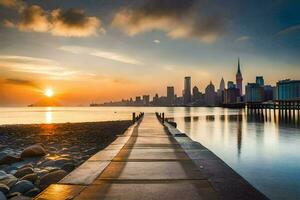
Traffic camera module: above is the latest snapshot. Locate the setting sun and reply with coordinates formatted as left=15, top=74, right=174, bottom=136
left=44, top=88, right=54, bottom=97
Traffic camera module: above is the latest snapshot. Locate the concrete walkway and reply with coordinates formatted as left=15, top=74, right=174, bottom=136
left=35, top=114, right=267, bottom=200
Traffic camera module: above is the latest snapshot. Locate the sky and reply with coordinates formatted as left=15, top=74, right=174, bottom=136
left=0, top=0, right=299, bottom=106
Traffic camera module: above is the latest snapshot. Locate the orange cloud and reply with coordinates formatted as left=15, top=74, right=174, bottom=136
left=3, top=19, right=15, bottom=28
left=6, top=4, right=103, bottom=37
left=18, top=5, right=49, bottom=32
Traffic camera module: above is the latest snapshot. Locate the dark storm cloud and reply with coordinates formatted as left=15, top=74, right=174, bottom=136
left=112, top=0, right=226, bottom=43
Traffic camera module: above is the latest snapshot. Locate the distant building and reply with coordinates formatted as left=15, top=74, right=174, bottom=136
left=227, top=81, right=236, bottom=89
left=245, top=83, right=264, bottom=102
left=192, top=86, right=204, bottom=105
left=236, top=58, right=243, bottom=96
left=277, top=79, right=300, bottom=101
left=224, top=88, right=240, bottom=104
left=167, top=86, right=175, bottom=106
left=142, top=95, right=150, bottom=105
left=263, top=85, right=275, bottom=101
left=217, top=78, right=225, bottom=104
left=135, top=96, right=142, bottom=105
left=256, top=76, right=264, bottom=86
left=183, top=76, right=192, bottom=105
left=205, top=81, right=216, bottom=106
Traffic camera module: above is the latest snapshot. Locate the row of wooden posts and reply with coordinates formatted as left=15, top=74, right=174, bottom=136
left=246, top=101, right=300, bottom=119
left=132, top=112, right=144, bottom=123
left=155, top=112, right=165, bottom=123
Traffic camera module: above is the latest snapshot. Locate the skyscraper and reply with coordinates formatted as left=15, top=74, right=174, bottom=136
left=183, top=76, right=191, bottom=105
left=219, top=77, right=225, bottom=92
left=236, top=58, right=243, bottom=96
left=167, top=86, right=175, bottom=106
left=256, top=76, right=264, bottom=86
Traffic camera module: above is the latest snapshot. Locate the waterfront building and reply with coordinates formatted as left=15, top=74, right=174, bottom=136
left=256, top=76, right=264, bottom=86
left=236, top=58, right=243, bottom=96
left=167, top=86, right=175, bottom=106
left=277, top=79, right=300, bottom=100
left=245, top=83, right=264, bottom=102
left=205, top=81, right=217, bottom=106
left=183, top=76, right=192, bottom=105
left=263, top=85, right=275, bottom=101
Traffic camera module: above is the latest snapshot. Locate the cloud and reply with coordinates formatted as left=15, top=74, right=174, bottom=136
left=3, top=19, right=15, bottom=28
left=6, top=4, right=103, bottom=37
left=236, top=36, right=251, bottom=42
left=60, top=45, right=142, bottom=65
left=5, top=78, right=38, bottom=88
left=0, top=0, right=24, bottom=10
left=50, top=8, right=101, bottom=37
left=153, top=39, right=160, bottom=43
left=0, top=55, right=79, bottom=79
left=276, top=24, right=300, bottom=36
left=18, top=5, right=49, bottom=32
left=111, top=0, right=225, bottom=43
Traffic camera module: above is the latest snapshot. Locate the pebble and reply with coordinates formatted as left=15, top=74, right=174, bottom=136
left=39, top=170, right=67, bottom=190
left=20, top=173, right=37, bottom=183
left=10, top=180, right=35, bottom=194
left=0, top=183, right=9, bottom=195
left=0, top=174, right=18, bottom=188
left=14, top=167, right=34, bottom=179
left=0, top=191, right=7, bottom=200
left=20, top=144, right=46, bottom=158
left=24, top=187, right=40, bottom=197
left=0, top=155, right=22, bottom=165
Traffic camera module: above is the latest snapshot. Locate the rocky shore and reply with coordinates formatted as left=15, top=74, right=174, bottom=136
left=0, top=121, right=131, bottom=200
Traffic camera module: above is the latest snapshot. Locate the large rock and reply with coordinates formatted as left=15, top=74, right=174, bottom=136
left=10, top=180, right=34, bottom=194
left=0, top=191, right=7, bottom=200
left=39, top=170, right=67, bottom=190
left=0, top=155, right=22, bottom=165
left=20, top=144, right=46, bottom=158
left=14, top=167, right=34, bottom=179
left=0, top=183, right=9, bottom=194
left=20, top=173, right=37, bottom=183
left=0, top=174, right=18, bottom=188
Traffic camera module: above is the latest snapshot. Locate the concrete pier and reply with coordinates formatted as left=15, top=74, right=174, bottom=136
left=35, top=113, right=267, bottom=200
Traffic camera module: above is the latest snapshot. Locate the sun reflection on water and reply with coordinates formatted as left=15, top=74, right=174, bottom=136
left=45, top=107, right=53, bottom=124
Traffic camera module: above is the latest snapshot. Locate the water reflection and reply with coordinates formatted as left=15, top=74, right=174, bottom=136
left=173, top=109, right=300, bottom=200
left=45, top=107, right=53, bottom=124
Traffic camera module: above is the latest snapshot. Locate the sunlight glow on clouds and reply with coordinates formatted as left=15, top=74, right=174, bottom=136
left=0, top=55, right=79, bottom=80
left=112, top=0, right=225, bottom=43
left=60, top=45, right=143, bottom=65
left=5, top=4, right=103, bottom=37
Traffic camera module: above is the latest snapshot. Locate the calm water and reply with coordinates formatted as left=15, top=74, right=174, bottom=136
left=1, top=107, right=300, bottom=199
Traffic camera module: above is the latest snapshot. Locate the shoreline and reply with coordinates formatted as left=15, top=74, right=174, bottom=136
left=0, top=120, right=131, bottom=199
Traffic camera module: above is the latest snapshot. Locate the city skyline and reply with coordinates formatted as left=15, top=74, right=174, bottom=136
left=0, top=0, right=300, bottom=106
